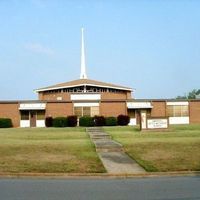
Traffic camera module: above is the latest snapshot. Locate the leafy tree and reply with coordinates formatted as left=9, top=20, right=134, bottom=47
left=176, top=89, right=200, bottom=99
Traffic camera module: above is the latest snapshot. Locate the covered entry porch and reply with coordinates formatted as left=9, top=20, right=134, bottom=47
left=127, top=102, right=153, bottom=126
left=19, top=103, right=46, bottom=127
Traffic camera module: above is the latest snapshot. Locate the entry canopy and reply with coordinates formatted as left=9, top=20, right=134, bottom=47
left=19, top=103, right=46, bottom=110
left=127, top=102, right=153, bottom=109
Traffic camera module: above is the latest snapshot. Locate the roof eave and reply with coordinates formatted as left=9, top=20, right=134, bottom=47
left=34, top=83, right=132, bottom=93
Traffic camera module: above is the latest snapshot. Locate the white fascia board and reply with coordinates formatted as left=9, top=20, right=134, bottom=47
left=167, top=102, right=189, bottom=106
left=19, top=103, right=46, bottom=110
left=74, top=103, right=99, bottom=107
left=127, top=102, right=153, bottom=109
left=34, top=83, right=132, bottom=93
left=71, top=94, right=101, bottom=100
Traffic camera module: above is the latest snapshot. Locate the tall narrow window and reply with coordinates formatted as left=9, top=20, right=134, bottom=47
left=74, top=107, right=82, bottom=117
left=83, top=107, right=90, bottom=116
left=20, top=111, right=29, bottom=120
left=91, top=106, right=99, bottom=116
left=37, top=110, right=45, bottom=120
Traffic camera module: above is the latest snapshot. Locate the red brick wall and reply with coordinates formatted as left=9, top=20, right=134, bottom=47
left=101, top=92, right=128, bottom=100
left=46, top=102, right=73, bottom=117
left=189, top=101, right=200, bottom=123
left=39, top=92, right=71, bottom=101
left=100, top=102, right=127, bottom=116
left=151, top=101, right=166, bottom=117
left=39, top=91, right=131, bottom=101
left=0, top=103, right=20, bottom=127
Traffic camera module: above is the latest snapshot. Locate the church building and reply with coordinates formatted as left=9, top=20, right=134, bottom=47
left=0, top=29, right=200, bottom=127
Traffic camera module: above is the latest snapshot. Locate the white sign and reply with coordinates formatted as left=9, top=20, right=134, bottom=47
left=147, top=119, right=168, bottom=129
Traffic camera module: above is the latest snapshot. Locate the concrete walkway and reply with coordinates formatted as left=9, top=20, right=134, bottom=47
left=87, top=127, right=146, bottom=174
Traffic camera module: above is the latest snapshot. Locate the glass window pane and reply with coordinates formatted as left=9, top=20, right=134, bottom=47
left=128, top=109, right=135, bottom=118
left=83, top=107, right=91, bottom=116
left=37, top=110, right=45, bottom=120
left=167, top=106, right=174, bottom=117
left=91, top=106, right=99, bottom=117
left=174, top=106, right=182, bottom=117
left=181, top=105, right=189, bottom=116
left=74, top=107, right=82, bottom=117
left=21, top=111, right=29, bottom=120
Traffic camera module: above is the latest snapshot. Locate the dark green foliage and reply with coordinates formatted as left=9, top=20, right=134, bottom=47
left=45, top=117, right=53, bottom=127
left=105, top=117, right=117, bottom=126
left=117, top=114, right=130, bottom=126
left=79, top=116, right=94, bottom=127
left=94, top=116, right=105, bottom=126
left=0, top=118, right=12, bottom=128
left=67, top=115, right=77, bottom=127
left=176, top=89, right=200, bottom=99
left=53, top=117, right=68, bottom=127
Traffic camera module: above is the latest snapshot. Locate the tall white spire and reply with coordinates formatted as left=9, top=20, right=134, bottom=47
left=80, top=28, right=87, bottom=79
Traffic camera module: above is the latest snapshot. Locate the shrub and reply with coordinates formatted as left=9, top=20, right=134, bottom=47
left=117, top=114, right=130, bottom=126
left=105, top=117, right=117, bottom=126
left=94, top=116, right=105, bottom=126
left=79, top=116, right=94, bottom=127
left=53, top=117, right=68, bottom=127
left=67, top=115, right=77, bottom=127
left=45, top=117, right=53, bottom=127
left=0, top=118, right=12, bottom=128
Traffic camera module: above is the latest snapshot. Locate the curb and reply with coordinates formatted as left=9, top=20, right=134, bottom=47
left=0, top=171, right=199, bottom=179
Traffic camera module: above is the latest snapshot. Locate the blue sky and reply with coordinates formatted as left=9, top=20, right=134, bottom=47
left=0, top=0, right=199, bottom=100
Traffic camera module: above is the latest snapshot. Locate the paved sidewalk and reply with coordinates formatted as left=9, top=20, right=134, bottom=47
left=87, top=127, right=146, bottom=174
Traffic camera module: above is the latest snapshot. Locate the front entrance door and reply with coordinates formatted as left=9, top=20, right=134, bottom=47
left=30, top=111, right=36, bottom=127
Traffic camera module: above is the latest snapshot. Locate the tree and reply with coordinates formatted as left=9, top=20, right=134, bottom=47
left=176, top=89, right=200, bottom=99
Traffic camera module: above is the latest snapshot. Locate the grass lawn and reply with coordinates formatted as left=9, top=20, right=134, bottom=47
left=104, top=124, right=200, bottom=172
left=0, top=128, right=105, bottom=173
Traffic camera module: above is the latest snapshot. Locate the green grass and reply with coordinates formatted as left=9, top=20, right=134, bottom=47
left=104, top=125, right=200, bottom=172
left=0, top=128, right=105, bottom=173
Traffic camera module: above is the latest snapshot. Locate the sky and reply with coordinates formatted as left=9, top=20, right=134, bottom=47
left=0, top=0, right=199, bottom=100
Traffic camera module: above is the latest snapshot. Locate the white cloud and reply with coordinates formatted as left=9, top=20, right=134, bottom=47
left=25, top=43, right=55, bottom=56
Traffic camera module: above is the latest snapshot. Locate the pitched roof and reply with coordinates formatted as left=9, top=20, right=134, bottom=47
left=35, top=79, right=132, bottom=92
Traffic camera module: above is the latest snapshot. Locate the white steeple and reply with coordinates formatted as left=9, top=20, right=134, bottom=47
left=80, top=28, right=87, bottom=79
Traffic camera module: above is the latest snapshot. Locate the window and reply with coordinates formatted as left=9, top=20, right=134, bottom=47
left=167, top=105, right=189, bottom=117
left=21, top=111, right=29, bottom=120
left=128, top=109, right=135, bottom=118
left=74, top=107, right=82, bottom=117
left=91, top=107, right=99, bottom=117
left=83, top=107, right=91, bottom=116
left=37, top=110, right=45, bottom=120
left=74, top=106, right=99, bottom=117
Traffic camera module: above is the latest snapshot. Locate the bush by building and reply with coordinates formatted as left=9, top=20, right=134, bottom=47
left=79, top=116, right=94, bottom=127
left=67, top=115, right=78, bottom=127
left=0, top=118, right=12, bottom=128
left=117, top=114, right=130, bottom=126
left=45, top=117, right=53, bottom=127
left=52, top=117, right=68, bottom=127
left=105, top=117, right=117, bottom=126
left=94, top=116, right=105, bottom=126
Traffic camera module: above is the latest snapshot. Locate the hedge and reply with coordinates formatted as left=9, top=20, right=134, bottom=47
left=67, top=115, right=77, bottom=127
left=0, top=118, right=12, bottom=128
left=45, top=117, right=53, bottom=127
left=94, top=116, right=105, bottom=126
left=52, top=117, right=68, bottom=127
left=79, top=116, right=94, bottom=127
left=105, top=117, right=117, bottom=126
left=117, top=114, right=130, bottom=126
